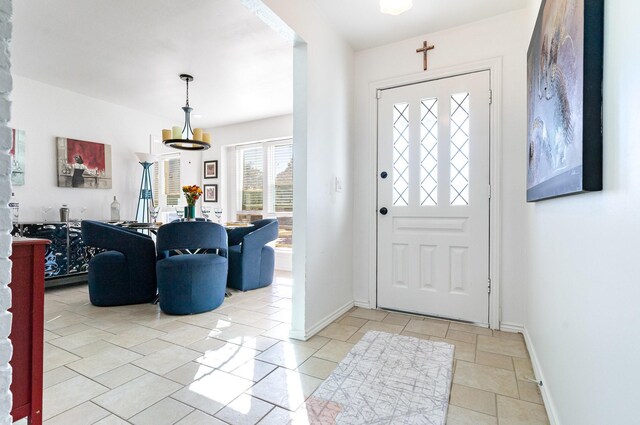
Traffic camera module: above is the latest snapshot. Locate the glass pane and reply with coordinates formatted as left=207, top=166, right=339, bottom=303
left=241, top=146, right=264, bottom=210
left=164, top=157, right=181, bottom=206
left=450, top=93, right=470, bottom=206
left=269, top=144, right=293, bottom=213
left=420, top=98, right=438, bottom=206
left=393, top=102, right=410, bottom=206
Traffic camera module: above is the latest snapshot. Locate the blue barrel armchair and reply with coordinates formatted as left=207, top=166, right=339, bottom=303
left=156, top=221, right=228, bottom=315
left=227, top=218, right=279, bottom=291
left=81, top=220, right=157, bottom=306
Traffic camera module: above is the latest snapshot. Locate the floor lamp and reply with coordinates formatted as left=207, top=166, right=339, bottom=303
left=135, top=152, right=158, bottom=223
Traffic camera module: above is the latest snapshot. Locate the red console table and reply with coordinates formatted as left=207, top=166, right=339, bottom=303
left=9, top=238, right=49, bottom=425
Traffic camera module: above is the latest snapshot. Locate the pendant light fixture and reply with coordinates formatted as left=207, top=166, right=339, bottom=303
left=380, top=0, right=413, bottom=15
left=162, top=74, right=211, bottom=151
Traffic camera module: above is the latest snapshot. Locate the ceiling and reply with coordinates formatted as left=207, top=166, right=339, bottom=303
left=312, top=0, right=530, bottom=51
left=11, top=1, right=530, bottom=129
left=11, top=0, right=294, bottom=128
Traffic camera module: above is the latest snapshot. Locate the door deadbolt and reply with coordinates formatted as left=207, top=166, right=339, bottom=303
left=380, top=171, right=388, bottom=179
left=379, top=207, right=388, bottom=215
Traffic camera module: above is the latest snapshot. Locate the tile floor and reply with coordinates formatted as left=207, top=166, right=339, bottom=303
left=16, top=272, right=550, bottom=424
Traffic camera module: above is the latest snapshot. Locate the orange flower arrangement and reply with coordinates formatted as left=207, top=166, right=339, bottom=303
left=182, top=184, right=203, bottom=206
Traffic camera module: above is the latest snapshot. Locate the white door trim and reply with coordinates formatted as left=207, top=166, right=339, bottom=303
left=365, top=57, right=503, bottom=329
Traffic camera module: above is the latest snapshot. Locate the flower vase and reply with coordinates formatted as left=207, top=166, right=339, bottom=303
left=185, top=205, right=196, bottom=221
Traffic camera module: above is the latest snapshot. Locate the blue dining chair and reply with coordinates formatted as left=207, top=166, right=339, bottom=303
left=227, top=218, right=279, bottom=291
left=156, top=221, right=228, bottom=315
left=81, top=220, right=157, bottom=306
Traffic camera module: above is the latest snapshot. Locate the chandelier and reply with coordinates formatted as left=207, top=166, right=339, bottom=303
left=162, top=74, right=211, bottom=151
left=380, top=0, right=413, bottom=15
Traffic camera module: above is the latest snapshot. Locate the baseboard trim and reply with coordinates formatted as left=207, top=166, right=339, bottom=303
left=499, top=322, right=524, bottom=333
left=354, top=300, right=370, bottom=309
left=522, top=326, right=561, bottom=425
left=289, top=300, right=354, bottom=341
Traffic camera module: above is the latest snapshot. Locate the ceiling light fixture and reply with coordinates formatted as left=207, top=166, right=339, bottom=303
left=380, top=0, right=413, bottom=15
left=162, top=74, right=211, bottom=151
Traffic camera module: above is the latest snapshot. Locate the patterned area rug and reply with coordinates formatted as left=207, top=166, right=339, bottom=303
left=302, top=331, right=454, bottom=424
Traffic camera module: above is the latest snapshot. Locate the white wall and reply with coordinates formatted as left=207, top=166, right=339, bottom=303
left=352, top=9, right=531, bottom=327
left=259, top=0, right=355, bottom=338
left=9, top=76, right=172, bottom=222
left=524, top=1, right=640, bottom=424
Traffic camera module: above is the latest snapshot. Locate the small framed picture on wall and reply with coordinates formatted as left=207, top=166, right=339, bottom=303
left=204, top=160, right=218, bottom=179
left=203, top=184, right=218, bottom=202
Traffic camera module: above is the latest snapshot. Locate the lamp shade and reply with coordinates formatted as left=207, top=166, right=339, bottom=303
left=380, top=0, right=413, bottom=15
left=135, top=152, right=158, bottom=163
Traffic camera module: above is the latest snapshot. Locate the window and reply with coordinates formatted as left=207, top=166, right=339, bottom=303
left=236, top=140, right=293, bottom=248
left=153, top=154, right=181, bottom=208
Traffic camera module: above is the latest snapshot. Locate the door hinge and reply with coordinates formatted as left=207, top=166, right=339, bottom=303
left=488, top=184, right=492, bottom=199
left=488, top=89, right=493, bottom=105
left=376, top=89, right=382, bottom=99
left=488, top=278, right=492, bottom=294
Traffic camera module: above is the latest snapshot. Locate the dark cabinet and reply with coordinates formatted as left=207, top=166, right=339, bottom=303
left=12, top=222, right=99, bottom=287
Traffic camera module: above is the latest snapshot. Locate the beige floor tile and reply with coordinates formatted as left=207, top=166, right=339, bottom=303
left=69, top=340, right=122, bottom=358
left=493, top=330, right=525, bottom=341
left=260, top=322, right=292, bottom=340
left=104, top=325, right=166, bottom=348
left=43, top=401, right=109, bottom=425
left=129, top=397, right=194, bottom=425
left=44, top=330, right=60, bottom=342
left=450, top=384, right=496, bottom=416
left=447, top=329, right=478, bottom=344
left=477, top=335, right=528, bottom=358
left=237, top=335, right=281, bottom=352
left=42, top=375, right=108, bottom=420
left=44, top=311, right=88, bottom=331
left=336, top=315, right=368, bottom=328
left=93, top=415, right=131, bottom=425
left=159, top=323, right=216, bottom=346
left=346, top=330, right=367, bottom=344
left=297, top=357, right=337, bottom=380
left=247, top=367, right=322, bottom=411
left=174, top=410, right=227, bottom=425
left=43, top=343, right=81, bottom=372
left=476, top=350, right=514, bottom=371
left=289, top=335, right=332, bottom=350
left=347, top=307, right=388, bottom=321
left=129, top=338, right=177, bottom=356
left=133, top=344, right=202, bottom=375
left=430, top=337, right=475, bottom=362
left=92, top=363, right=148, bottom=389
left=312, top=340, right=354, bottom=363
left=453, top=361, right=518, bottom=398
left=196, top=342, right=260, bottom=372
left=517, top=380, right=544, bottom=404
left=66, top=345, right=142, bottom=378
left=448, top=322, right=493, bottom=336
left=400, top=330, right=431, bottom=341
left=171, top=370, right=254, bottom=416
left=215, top=394, right=275, bottom=425
left=513, top=357, right=535, bottom=381
left=43, top=366, right=78, bottom=389
left=50, top=323, right=92, bottom=337
left=497, top=396, right=549, bottom=425
left=211, top=323, right=265, bottom=344
left=404, top=318, right=449, bottom=337
left=256, top=341, right=318, bottom=369
left=187, top=337, right=227, bottom=353
left=163, top=361, right=214, bottom=385
left=381, top=312, right=412, bottom=326
left=317, top=323, right=360, bottom=341
left=257, top=406, right=296, bottom=425
left=359, top=320, right=405, bottom=334
left=93, top=373, right=182, bottom=419
left=230, top=359, right=278, bottom=382
left=268, top=309, right=293, bottom=323
left=447, top=405, right=498, bottom=425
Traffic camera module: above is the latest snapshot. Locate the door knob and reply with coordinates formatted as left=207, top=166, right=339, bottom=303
left=379, top=207, right=388, bottom=215
left=380, top=171, right=388, bottom=179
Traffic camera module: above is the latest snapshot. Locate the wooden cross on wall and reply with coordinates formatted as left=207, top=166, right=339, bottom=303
left=416, top=41, right=435, bottom=71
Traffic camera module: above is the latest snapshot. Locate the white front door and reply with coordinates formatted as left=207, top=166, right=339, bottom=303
left=377, top=71, right=491, bottom=324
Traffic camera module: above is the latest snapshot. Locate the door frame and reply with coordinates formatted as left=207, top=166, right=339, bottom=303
left=365, top=58, right=503, bottom=329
